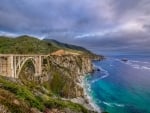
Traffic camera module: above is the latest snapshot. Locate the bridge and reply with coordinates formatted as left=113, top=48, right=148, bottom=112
left=0, top=54, right=49, bottom=78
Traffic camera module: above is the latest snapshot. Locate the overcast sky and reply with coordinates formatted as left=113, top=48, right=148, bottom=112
left=0, top=0, right=150, bottom=55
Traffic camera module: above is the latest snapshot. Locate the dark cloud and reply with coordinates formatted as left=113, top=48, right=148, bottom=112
left=0, top=0, right=107, bottom=32
left=0, top=0, right=150, bottom=54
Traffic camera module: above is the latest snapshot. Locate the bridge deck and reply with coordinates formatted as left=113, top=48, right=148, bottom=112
left=0, top=54, right=49, bottom=57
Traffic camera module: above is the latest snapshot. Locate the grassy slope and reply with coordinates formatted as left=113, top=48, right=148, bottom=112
left=0, top=76, right=92, bottom=113
left=0, top=35, right=93, bottom=55
left=43, top=38, right=103, bottom=59
left=0, top=35, right=59, bottom=54
left=43, top=39, right=92, bottom=53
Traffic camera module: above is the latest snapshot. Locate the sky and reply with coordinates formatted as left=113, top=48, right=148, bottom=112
left=0, top=0, right=150, bottom=55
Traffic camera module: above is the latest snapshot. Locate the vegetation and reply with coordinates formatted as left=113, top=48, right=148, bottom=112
left=43, top=39, right=92, bottom=54
left=0, top=35, right=59, bottom=54
left=0, top=35, right=94, bottom=55
left=44, top=98, right=89, bottom=113
left=0, top=76, right=93, bottom=113
left=0, top=76, right=44, bottom=111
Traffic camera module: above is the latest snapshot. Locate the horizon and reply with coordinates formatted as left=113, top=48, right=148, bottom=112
left=0, top=0, right=150, bottom=54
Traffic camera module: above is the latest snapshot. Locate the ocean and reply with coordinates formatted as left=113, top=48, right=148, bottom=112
left=84, top=54, right=150, bottom=113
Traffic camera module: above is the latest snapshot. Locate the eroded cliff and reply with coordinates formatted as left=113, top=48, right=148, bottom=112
left=44, top=55, right=93, bottom=98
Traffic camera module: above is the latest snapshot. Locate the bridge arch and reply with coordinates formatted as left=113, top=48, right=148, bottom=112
left=0, top=54, right=47, bottom=78
left=16, top=57, right=37, bottom=78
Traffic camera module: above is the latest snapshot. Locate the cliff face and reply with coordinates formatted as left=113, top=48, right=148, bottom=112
left=43, top=55, right=93, bottom=98
left=50, top=55, right=93, bottom=75
left=15, top=53, right=100, bottom=99
left=18, top=55, right=94, bottom=97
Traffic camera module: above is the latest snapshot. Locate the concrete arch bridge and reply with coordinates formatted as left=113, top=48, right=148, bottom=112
left=0, top=54, right=48, bottom=78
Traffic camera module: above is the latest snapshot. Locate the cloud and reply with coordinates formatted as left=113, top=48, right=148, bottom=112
left=0, top=0, right=118, bottom=32
left=0, top=0, right=150, bottom=54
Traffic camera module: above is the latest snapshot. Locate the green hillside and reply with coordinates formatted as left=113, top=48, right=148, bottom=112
left=0, top=35, right=92, bottom=55
left=0, top=35, right=59, bottom=54
left=43, top=39, right=91, bottom=53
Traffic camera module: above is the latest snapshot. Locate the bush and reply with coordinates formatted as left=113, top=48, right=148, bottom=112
left=0, top=77, right=44, bottom=111
left=44, top=98, right=89, bottom=113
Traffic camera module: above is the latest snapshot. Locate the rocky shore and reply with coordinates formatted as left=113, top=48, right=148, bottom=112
left=47, top=55, right=103, bottom=113
left=72, top=74, right=102, bottom=112
left=43, top=55, right=102, bottom=112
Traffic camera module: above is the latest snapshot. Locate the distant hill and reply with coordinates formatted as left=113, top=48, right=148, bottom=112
left=43, top=39, right=91, bottom=54
left=0, top=35, right=59, bottom=54
left=0, top=35, right=93, bottom=55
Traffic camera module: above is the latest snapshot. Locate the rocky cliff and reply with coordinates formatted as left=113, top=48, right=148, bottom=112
left=44, top=55, right=93, bottom=98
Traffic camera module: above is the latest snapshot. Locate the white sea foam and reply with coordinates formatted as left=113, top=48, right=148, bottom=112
left=131, top=60, right=150, bottom=64
left=127, top=61, right=150, bottom=70
left=114, top=103, right=125, bottom=107
left=91, top=66, right=110, bottom=83
left=103, top=101, right=113, bottom=107
left=85, top=91, right=101, bottom=113
left=141, top=66, right=150, bottom=70
left=118, top=59, right=150, bottom=71
left=80, top=76, right=102, bottom=113
left=102, top=101, right=125, bottom=107
left=91, top=75, right=109, bottom=83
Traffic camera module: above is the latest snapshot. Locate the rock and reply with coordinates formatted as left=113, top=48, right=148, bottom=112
left=121, top=58, right=128, bottom=62
left=44, top=108, right=66, bottom=113
left=0, top=104, right=11, bottom=113
left=13, top=99, right=20, bottom=105
left=45, top=55, right=94, bottom=98
left=91, top=69, right=95, bottom=73
left=85, top=98, right=89, bottom=104
left=30, top=108, right=42, bottom=113
left=97, top=69, right=100, bottom=71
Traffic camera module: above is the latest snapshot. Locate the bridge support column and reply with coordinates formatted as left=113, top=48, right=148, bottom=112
left=39, top=56, right=42, bottom=76
left=10, top=55, right=14, bottom=78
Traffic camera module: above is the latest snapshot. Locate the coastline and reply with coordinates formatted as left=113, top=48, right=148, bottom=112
left=70, top=75, right=101, bottom=113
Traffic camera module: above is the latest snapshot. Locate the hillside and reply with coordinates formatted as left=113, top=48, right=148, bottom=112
left=0, top=35, right=93, bottom=56
left=0, top=35, right=58, bottom=54
left=43, top=39, right=92, bottom=54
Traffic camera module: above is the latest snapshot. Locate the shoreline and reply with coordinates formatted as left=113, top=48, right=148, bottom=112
left=69, top=57, right=104, bottom=113
left=70, top=75, right=101, bottom=113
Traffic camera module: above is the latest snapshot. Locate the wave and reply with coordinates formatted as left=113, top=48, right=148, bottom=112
left=101, top=101, right=125, bottom=107
left=117, top=59, right=150, bottom=71
left=141, top=66, right=150, bottom=70
left=83, top=78, right=101, bottom=113
left=114, top=103, right=125, bottom=107
left=126, top=60, right=150, bottom=71
left=102, top=101, right=113, bottom=107
left=130, top=60, right=150, bottom=64
left=91, top=66, right=110, bottom=83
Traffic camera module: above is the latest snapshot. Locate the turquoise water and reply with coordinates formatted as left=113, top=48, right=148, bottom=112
left=85, top=55, right=150, bottom=113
